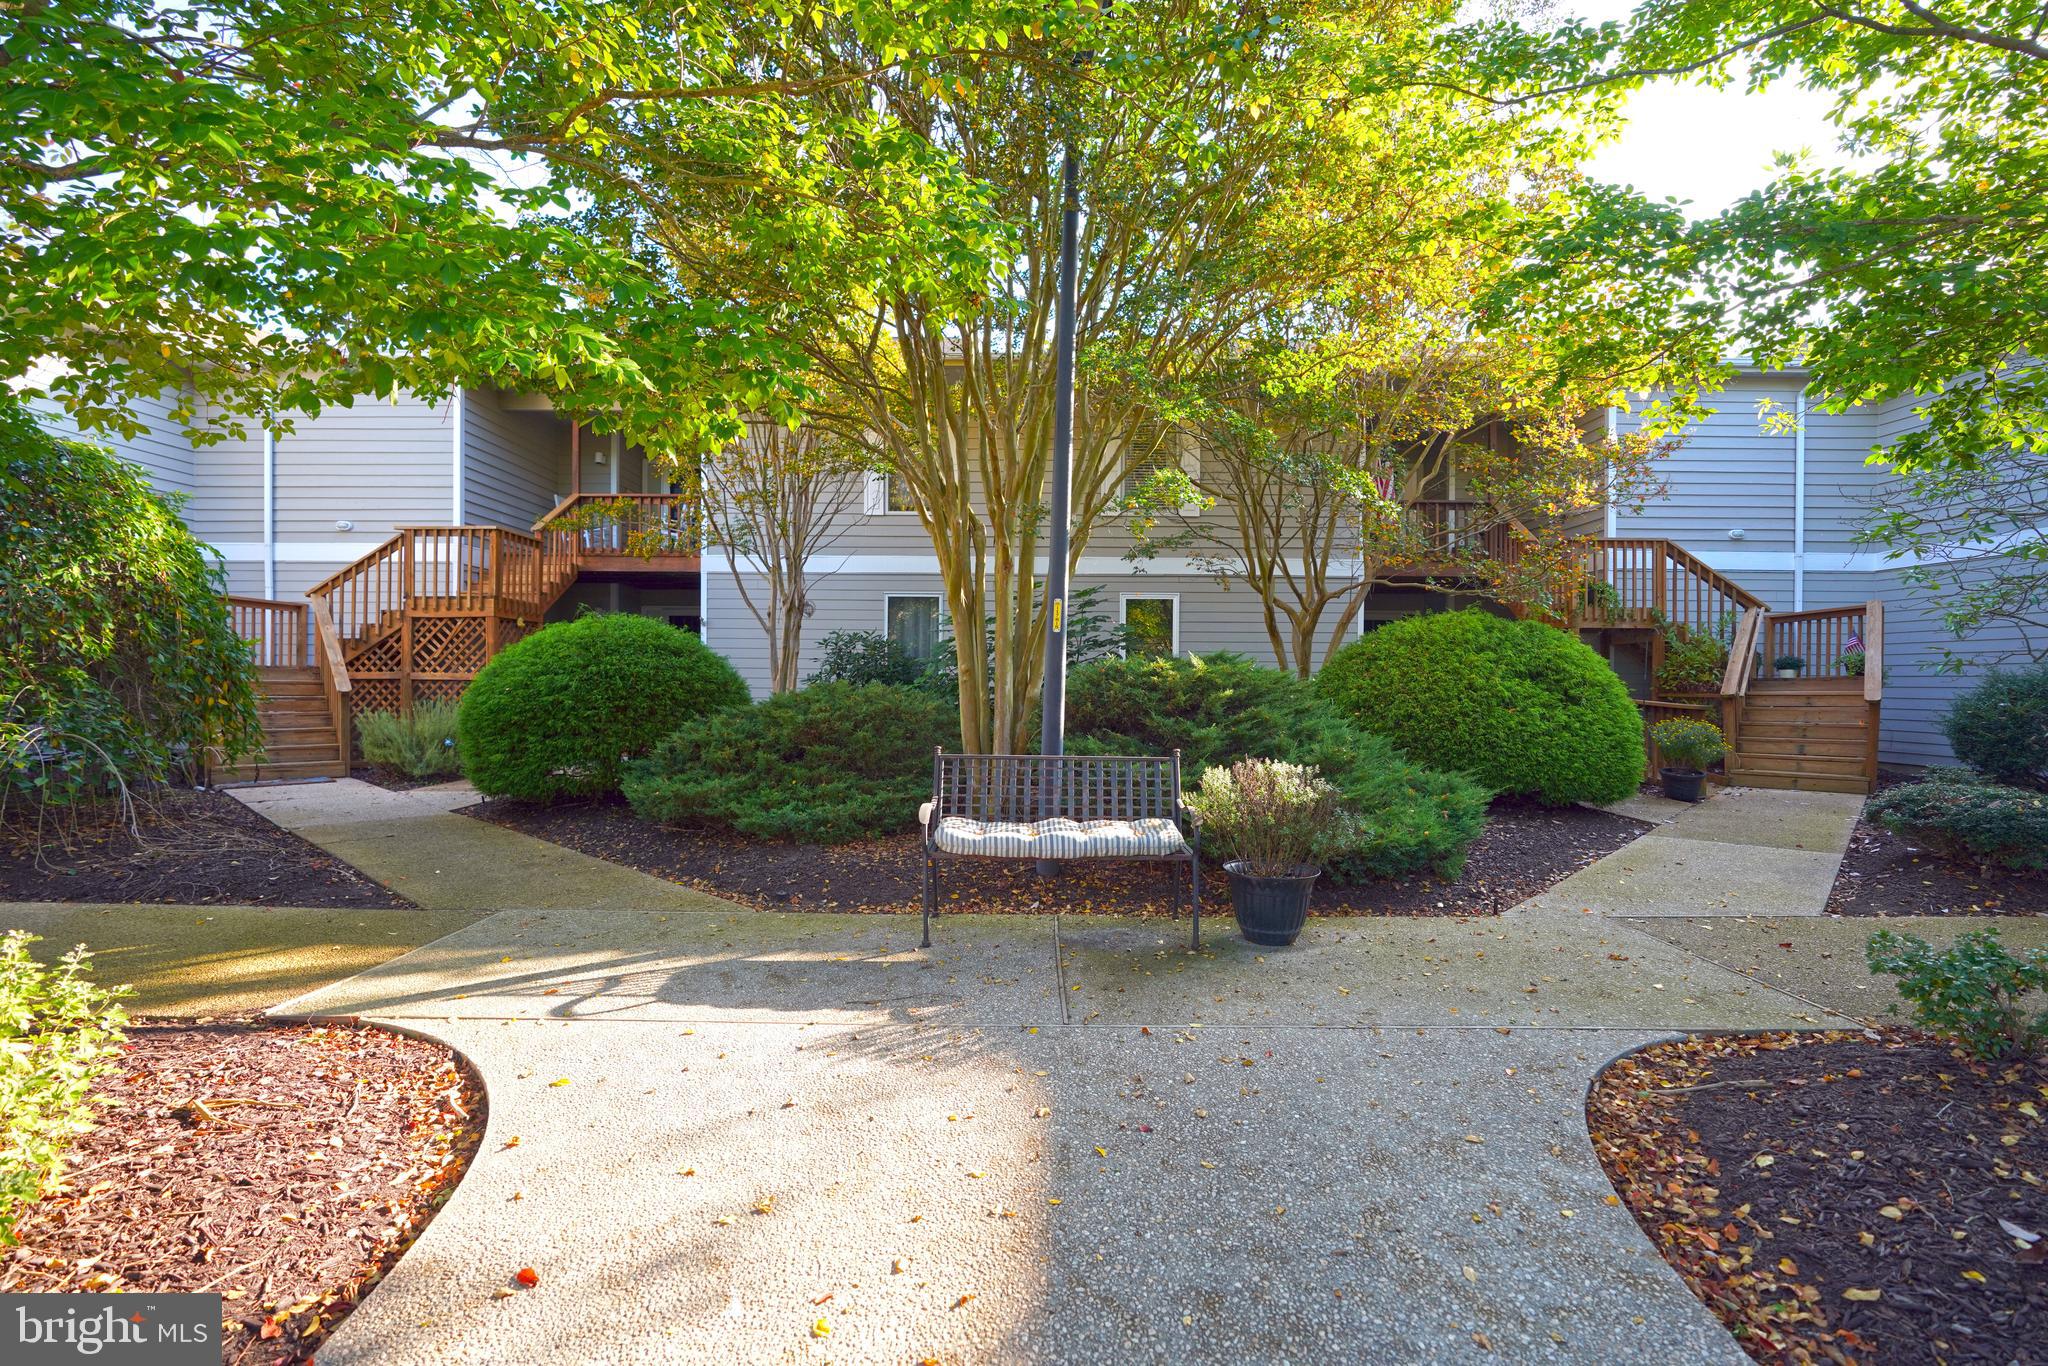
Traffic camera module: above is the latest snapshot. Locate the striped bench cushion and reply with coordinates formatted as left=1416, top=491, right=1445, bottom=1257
left=933, top=816, right=1187, bottom=859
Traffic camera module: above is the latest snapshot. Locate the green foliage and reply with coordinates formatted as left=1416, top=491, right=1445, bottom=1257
left=915, top=585, right=1132, bottom=703
left=1866, top=776, right=2047, bottom=874
left=1317, top=609, right=1646, bottom=805
left=356, top=703, right=462, bottom=779
left=1654, top=624, right=1727, bottom=695
left=1440, top=4, right=2048, bottom=481
left=1867, top=928, right=2048, bottom=1062
left=1772, top=654, right=1805, bottom=672
left=0, top=401, right=261, bottom=818
left=1064, top=653, right=1488, bottom=880
left=806, top=632, right=928, bottom=689
left=1650, top=717, right=1725, bottom=772
left=1942, top=663, right=2048, bottom=790
left=458, top=614, right=748, bottom=801
left=0, top=931, right=130, bottom=1242
left=623, top=683, right=958, bottom=843
left=1186, top=759, right=1346, bottom=878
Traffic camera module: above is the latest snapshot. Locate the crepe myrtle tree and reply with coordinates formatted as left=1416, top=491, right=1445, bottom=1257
left=1110, top=313, right=1669, bottom=677
left=4, top=0, right=1086, bottom=451
left=578, top=0, right=1654, bottom=751
left=699, top=420, right=867, bottom=694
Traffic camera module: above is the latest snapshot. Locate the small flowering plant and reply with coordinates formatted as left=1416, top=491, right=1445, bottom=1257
left=1834, top=632, right=1866, bottom=676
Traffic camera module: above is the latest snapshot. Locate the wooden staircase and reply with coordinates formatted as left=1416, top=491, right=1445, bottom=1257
left=212, top=665, right=349, bottom=783
left=1725, top=677, right=1879, bottom=793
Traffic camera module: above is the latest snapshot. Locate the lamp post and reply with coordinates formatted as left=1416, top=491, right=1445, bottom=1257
left=1039, top=145, right=1081, bottom=765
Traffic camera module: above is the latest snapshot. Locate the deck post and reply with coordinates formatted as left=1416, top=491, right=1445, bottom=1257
left=399, top=532, right=415, bottom=713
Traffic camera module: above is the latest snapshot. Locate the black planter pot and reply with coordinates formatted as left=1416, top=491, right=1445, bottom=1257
left=1223, top=862, right=1320, bottom=946
left=1660, top=766, right=1707, bottom=803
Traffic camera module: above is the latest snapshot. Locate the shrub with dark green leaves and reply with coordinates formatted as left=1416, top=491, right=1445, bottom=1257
left=458, top=614, right=749, bottom=800
left=1316, top=609, right=1645, bottom=806
left=1867, top=928, right=2048, bottom=1060
left=1, top=401, right=261, bottom=818
left=1866, top=775, right=2047, bottom=873
left=1, top=930, right=129, bottom=1242
left=806, top=631, right=927, bottom=688
left=1064, top=653, right=1487, bottom=880
left=356, top=702, right=462, bottom=779
left=624, top=682, right=958, bottom=842
left=1943, top=662, right=2048, bottom=790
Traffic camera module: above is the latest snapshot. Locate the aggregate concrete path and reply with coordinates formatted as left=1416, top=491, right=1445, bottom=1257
left=274, top=906, right=1843, bottom=1365
left=1516, top=786, right=1864, bottom=919
left=0, top=902, right=486, bottom=1016
left=230, top=779, right=738, bottom=914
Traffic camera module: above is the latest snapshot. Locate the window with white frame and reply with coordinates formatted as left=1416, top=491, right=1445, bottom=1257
left=864, top=469, right=918, bottom=514
left=1121, top=593, right=1179, bottom=659
left=885, top=594, right=942, bottom=661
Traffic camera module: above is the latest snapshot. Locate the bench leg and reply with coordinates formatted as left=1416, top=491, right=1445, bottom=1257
left=922, top=850, right=936, bottom=949
left=1189, top=845, right=1201, bottom=951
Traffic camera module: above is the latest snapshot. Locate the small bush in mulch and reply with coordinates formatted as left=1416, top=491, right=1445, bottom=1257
left=1867, top=772, right=2047, bottom=875
left=1943, top=663, right=2048, bottom=792
left=0, top=1018, right=484, bottom=1366
left=464, top=792, right=1646, bottom=918
left=1829, top=777, right=2047, bottom=916
left=1588, top=1031, right=2047, bottom=1365
left=355, top=702, right=462, bottom=782
left=0, top=788, right=413, bottom=907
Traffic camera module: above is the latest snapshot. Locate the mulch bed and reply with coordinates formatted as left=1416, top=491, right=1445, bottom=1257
left=462, top=793, right=1648, bottom=918
left=0, top=1018, right=485, bottom=1366
left=1827, top=777, right=2044, bottom=917
left=1588, top=1031, right=2047, bottom=1364
left=347, top=766, right=460, bottom=793
left=0, top=789, right=413, bottom=908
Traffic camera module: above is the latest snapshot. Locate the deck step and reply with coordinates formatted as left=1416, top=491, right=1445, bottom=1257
left=213, top=758, right=351, bottom=784
left=1724, top=767, right=1872, bottom=794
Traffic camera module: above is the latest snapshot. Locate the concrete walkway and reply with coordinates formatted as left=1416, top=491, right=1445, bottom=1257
left=46, top=779, right=1995, bottom=1362
left=230, top=779, right=735, bottom=913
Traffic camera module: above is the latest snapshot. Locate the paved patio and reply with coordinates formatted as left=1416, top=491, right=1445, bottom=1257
left=16, top=779, right=2029, bottom=1362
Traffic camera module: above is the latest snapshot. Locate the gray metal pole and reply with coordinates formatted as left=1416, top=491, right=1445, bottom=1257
left=1040, top=145, right=1081, bottom=759
left=1035, top=144, right=1081, bottom=876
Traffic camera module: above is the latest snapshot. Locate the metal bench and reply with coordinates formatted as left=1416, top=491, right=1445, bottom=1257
left=920, top=749, right=1201, bottom=950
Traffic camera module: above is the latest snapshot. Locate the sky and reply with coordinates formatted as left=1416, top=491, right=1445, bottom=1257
left=1564, top=2, right=1849, bottom=217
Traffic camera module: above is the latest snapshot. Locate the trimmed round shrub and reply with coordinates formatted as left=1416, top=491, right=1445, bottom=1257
left=1316, top=609, right=1645, bottom=805
left=1064, top=653, right=1488, bottom=880
left=458, top=614, right=748, bottom=800
left=1867, top=774, right=2047, bottom=873
left=623, top=682, right=958, bottom=842
left=1942, top=662, right=2048, bottom=790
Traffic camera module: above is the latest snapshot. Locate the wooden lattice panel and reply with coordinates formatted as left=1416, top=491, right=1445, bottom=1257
left=413, top=679, right=467, bottom=706
left=349, top=633, right=404, bottom=673
left=350, top=679, right=402, bottom=718
left=411, top=616, right=489, bottom=676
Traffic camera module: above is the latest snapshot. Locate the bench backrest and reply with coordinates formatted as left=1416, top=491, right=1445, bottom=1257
left=931, top=750, right=1183, bottom=824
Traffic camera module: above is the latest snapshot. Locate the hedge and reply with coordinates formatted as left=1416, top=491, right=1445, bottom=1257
left=1065, top=653, right=1488, bottom=879
left=623, top=682, right=957, bottom=842
left=1316, top=609, right=1644, bottom=805
left=458, top=614, right=748, bottom=800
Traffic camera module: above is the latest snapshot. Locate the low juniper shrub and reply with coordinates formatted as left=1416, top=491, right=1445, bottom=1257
left=356, top=702, right=462, bottom=779
left=1866, top=773, right=2047, bottom=874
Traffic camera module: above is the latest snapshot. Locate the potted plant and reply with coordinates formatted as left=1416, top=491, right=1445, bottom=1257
left=1649, top=717, right=1726, bottom=802
left=1773, top=653, right=1805, bottom=680
left=1834, top=633, right=1866, bottom=677
left=1186, top=758, right=1346, bottom=946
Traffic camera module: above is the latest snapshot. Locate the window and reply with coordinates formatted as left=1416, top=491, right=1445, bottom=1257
left=1121, top=416, right=1178, bottom=499
left=886, top=471, right=917, bottom=513
left=1121, top=594, right=1179, bottom=659
left=863, top=470, right=918, bottom=515
left=885, top=594, right=942, bottom=661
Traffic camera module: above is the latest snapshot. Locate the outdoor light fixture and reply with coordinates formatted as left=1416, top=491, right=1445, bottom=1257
left=1728, top=528, right=1747, bottom=540
left=335, top=518, right=354, bottom=531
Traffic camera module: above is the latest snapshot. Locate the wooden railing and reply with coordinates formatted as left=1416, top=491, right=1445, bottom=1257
left=309, top=595, right=352, bottom=754
left=1573, top=538, right=1766, bottom=639
left=1763, top=602, right=1882, bottom=689
left=1401, top=500, right=1513, bottom=561
left=533, top=492, right=703, bottom=564
left=306, top=526, right=560, bottom=646
left=225, top=595, right=310, bottom=668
